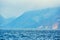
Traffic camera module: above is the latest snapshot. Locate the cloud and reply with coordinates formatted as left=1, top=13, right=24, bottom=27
left=0, top=0, right=60, bottom=18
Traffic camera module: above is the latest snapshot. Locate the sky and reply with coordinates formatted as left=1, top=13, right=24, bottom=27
left=0, top=0, right=60, bottom=18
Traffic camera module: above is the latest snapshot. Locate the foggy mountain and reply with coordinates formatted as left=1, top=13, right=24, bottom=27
left=4, top=7, right=60, bottom=29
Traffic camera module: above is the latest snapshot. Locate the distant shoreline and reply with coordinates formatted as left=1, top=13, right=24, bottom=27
left=0, top=28, right=60, bottom=30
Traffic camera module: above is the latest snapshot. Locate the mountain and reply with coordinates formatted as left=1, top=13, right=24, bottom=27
left=2, top=18, right=15, bottom=26
left=0, top=15, right=4, bottom=26
left=4, top=7, right=60, bottom=29
left=0, top=15, right=15, bottom=27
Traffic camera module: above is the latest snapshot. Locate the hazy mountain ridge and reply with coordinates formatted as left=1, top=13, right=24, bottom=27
left=0, top=16, right=15, bottom=27
left=0, top=7, right=60, bottom=29
left=0, top=15, right=4, bottom=25
left=3, top=7, right=60, bottom=29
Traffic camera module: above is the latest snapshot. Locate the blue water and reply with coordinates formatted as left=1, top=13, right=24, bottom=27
left=0, top=30, right=60, bottom=40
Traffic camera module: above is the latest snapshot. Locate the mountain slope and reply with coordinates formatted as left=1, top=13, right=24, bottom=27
left=5, top=7, right=60, bottom=28
left=0, top=15, right=15, bottom=27
left=0, top=15, right=4, bottom=26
